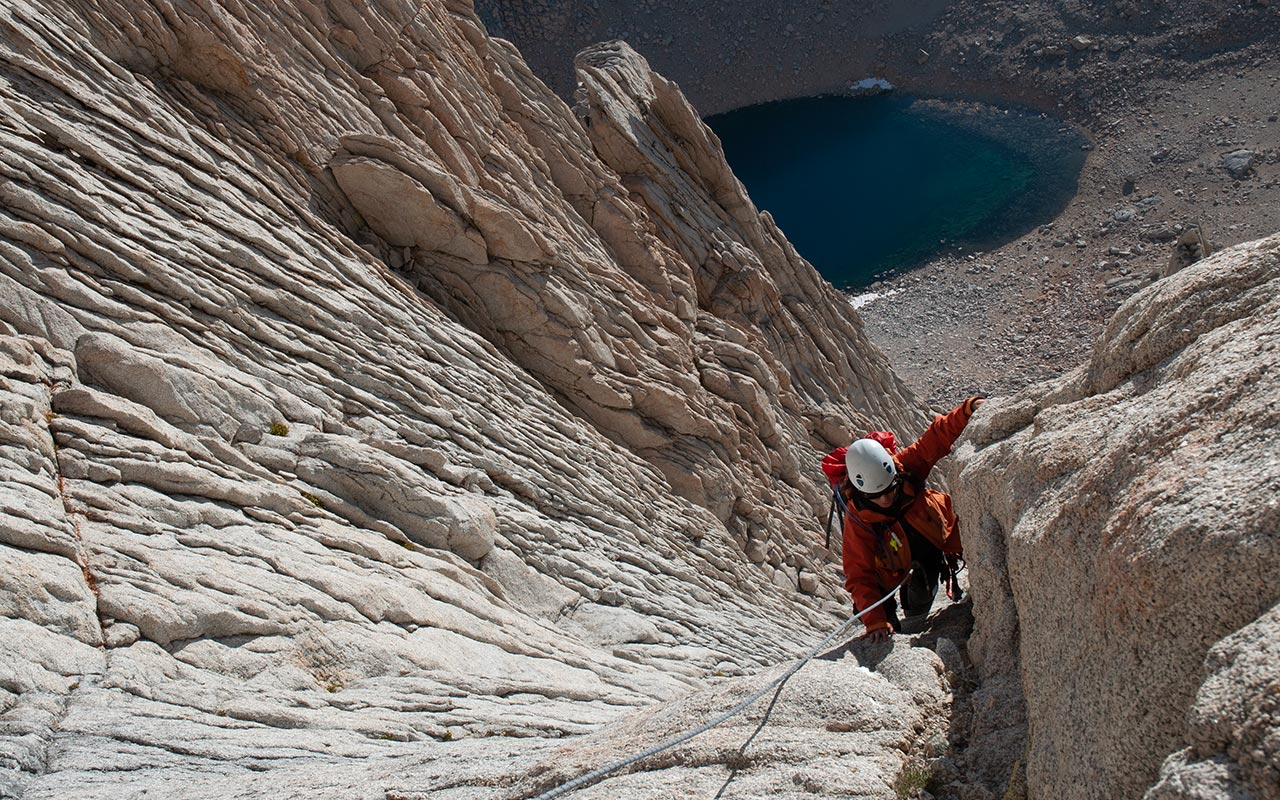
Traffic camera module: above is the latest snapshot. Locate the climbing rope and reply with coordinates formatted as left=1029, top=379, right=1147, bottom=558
left=528, top=571, right=913, bottom=800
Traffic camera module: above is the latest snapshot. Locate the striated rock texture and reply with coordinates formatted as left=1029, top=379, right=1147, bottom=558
left=401, top=640, right=954, bottom=799
left=954, top=234, right=1280, bottom=799
left=0, top=1, right=931, bottom=797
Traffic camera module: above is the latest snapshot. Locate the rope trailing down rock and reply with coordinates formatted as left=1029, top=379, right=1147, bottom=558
left=530, top=571, right=915, bottom=800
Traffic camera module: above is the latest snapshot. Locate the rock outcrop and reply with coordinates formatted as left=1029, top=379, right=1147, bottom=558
left=955, top=234, right=1280, bottom=798
left=0, top=1, right=931, bottom=797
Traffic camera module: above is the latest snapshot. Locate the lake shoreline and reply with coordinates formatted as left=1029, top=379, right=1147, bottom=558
left=708, top=94, right=1088, bottom=291
left=855, top=56, right=1280, bottom=409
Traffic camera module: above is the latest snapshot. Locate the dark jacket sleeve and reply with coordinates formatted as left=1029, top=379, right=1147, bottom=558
left=897, top=396, right=982, bottom=481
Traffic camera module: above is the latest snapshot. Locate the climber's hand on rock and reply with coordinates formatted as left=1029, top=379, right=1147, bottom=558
left=863, top=627, right=892, bottom=643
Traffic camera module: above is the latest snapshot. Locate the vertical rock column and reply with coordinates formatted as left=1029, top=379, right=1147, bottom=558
left=955, top=234, right=1280, bottom=799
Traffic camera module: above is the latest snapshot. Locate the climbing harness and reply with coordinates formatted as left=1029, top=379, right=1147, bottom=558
left=528, top=571, right=913, bottom=800
left=829, top=482, right=903, bottom=559
left=943, top=553, right=965, bottom=602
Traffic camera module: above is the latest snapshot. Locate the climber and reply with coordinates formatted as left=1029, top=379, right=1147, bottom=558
left=821, top=396, right=985, bottom=643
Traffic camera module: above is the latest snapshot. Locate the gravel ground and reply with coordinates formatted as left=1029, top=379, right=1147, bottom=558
left=858, top=59, right=1280, bottom=408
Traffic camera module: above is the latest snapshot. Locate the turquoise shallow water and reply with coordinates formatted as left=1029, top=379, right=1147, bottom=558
left=706, top=95, right=1086, bottom=291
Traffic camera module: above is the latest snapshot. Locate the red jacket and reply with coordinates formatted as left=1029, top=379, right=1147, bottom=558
left=821, top=397, right=980, bottom=633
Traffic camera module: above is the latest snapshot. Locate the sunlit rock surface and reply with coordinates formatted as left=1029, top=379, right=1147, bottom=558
left=0, top=1, right=930, bottom=796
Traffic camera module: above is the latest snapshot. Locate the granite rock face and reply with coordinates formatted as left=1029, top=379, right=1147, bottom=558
left=0, top=1, right=932, bottom=797
left=955, top=234, right=1280, bottom=799
left=394, top=638, right=953, bottom=800
left=1146, top=602, right=1280, bottom=800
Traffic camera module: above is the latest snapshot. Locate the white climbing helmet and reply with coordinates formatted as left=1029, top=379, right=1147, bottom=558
left=845, top=438, right=898, bottom=495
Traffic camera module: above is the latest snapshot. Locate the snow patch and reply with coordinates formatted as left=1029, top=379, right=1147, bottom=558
left=849, top=288, right=900, bottom=309
left=849, top=78, right=894, bottom=96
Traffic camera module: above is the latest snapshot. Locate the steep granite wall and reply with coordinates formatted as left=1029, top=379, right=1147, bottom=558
left=0, top=1, right=932, bottom=796
left=955, top=234, right=1280, bottom=798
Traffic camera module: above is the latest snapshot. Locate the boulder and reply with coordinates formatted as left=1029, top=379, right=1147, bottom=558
left=1222, top=149, right=1258, bottom=179
left=956, top=233, right=1280, bottom=799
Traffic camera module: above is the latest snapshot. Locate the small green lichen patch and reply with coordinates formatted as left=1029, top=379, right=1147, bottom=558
left=894, top=762, right=932, bottom=799
left=269, top=422, right=289, bottom=436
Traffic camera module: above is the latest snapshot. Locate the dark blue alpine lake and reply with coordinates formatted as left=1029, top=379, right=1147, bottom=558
left=705, top=95, right=1086, bottom=291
